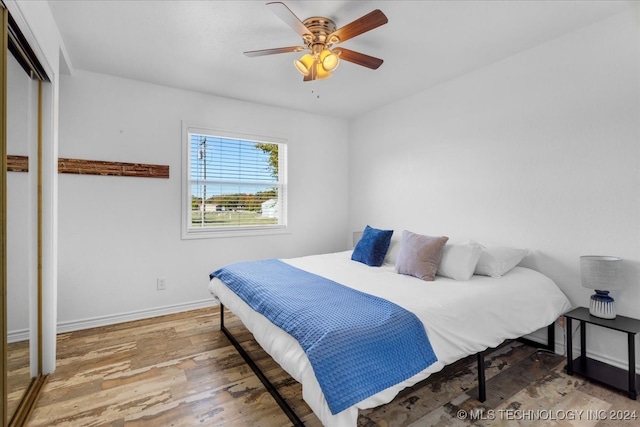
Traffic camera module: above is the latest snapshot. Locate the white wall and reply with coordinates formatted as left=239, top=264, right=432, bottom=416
left=349, top=11, right=640, bottom=371
left=57, top=70, right=349, bottom=328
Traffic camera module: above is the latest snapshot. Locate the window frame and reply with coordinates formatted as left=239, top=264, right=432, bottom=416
left=181, top=122, right=288, bottom=239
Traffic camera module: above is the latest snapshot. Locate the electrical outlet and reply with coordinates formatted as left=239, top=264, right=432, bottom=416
left=157, top=278, right=167, bottom=290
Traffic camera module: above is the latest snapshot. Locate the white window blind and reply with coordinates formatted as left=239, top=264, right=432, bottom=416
left=183, top=125, right=287, bottom=238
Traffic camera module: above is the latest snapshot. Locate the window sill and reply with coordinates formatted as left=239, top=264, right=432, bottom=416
left=182, top=226, right=290, bottom=240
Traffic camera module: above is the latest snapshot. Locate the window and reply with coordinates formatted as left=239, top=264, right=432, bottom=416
left=182, top=124, right=287, bottom=238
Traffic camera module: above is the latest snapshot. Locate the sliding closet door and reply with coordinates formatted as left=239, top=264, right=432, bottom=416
left=1, top=6, right=7, bottom=425
left=2, top=3, right=51, bottom=425
left=5, top=45, right=37, bottom=422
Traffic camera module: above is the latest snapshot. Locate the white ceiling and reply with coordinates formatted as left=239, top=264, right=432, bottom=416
left=48, top=0, right=633, bottom=119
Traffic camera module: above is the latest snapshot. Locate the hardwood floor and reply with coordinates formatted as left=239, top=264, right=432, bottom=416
left=7, top=340, right=31, bottom=417
left=28, top=306, right=639, bottom=426
left=29, top=306, right=316, bottom=427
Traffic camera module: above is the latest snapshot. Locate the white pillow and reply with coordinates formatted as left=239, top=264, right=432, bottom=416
left=384, top=236, right=401, bottom=265
left=436, top=241, right=483, bottom=280
left=474, top=246, right=529, bottom=278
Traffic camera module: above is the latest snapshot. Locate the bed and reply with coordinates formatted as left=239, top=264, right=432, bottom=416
left=209, top=244, right=572, bottom=427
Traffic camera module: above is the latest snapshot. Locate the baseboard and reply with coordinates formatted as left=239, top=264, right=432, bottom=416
left=565, top=343, right=640, bottom=375
left=7, top=328, right=29, bottom=344
left=56, top=299, right=218, bottom=334
left=523, top=324, right=640, bottom=375
left=547, top=325, right=640, bottom=375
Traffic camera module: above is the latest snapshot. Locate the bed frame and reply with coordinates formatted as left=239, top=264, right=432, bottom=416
left=220, top=303, right=556, bottom=426
left=220, top=304, right=305, bottom=426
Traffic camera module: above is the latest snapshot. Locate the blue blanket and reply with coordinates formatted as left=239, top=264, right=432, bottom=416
left=211, top=259, right=437, bottom=414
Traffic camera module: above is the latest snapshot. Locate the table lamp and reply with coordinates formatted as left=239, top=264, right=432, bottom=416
left=580, top=255, right=623, bottom=319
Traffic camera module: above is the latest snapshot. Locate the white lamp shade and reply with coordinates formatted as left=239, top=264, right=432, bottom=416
left=580, top=255, right=623, bottom=291
left=314, top=63, right=332, bottom=80
left=294, top=54, right=314, bottom=75
left=320, top=49, right=339, bottom=72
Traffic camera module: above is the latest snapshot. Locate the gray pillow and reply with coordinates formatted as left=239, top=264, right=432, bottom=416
left=395, top=230, right=449, bottom=281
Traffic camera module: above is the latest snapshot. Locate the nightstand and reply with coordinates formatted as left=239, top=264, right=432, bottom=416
left=565, top=307, right=640, bottom=400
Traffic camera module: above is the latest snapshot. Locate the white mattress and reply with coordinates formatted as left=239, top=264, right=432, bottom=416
left=209, top=251, right=572, bottom=427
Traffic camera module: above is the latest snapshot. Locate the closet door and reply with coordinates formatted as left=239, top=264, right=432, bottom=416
left=2, top=5, right=49, bottom=426
left=5, top=42, right=38, bottom=424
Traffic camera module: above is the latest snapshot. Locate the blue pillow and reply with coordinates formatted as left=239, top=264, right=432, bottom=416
left=351, top=225, right=394, bottom=267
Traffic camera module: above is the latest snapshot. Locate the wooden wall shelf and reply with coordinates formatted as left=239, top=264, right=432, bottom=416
left=7, top=156, right=169, bottom=179
left=7, top=155, right=28, bottom=172
left=58, top=158, right=169, bottom=179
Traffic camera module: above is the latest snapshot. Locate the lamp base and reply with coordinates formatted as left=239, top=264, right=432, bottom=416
left=589, top=290, right=616, bottom=319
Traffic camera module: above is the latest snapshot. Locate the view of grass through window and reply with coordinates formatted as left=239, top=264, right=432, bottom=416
left=189, top=133, right=283, bottom=229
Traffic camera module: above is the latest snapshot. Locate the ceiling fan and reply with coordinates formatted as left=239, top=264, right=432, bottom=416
left=244, top=2, right=388, bottom=81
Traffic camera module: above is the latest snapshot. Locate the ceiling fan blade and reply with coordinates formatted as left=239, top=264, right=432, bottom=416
left=267, top=2, right=312, bottom=39
left=328, top=9, right=388, bottom=44
left=244, top=46, right=305, bottom=57
left=337, top=48, right=384, bottom=70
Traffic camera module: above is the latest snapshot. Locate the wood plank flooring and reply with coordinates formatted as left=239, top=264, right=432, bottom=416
left=30, top=306, right=315, bottom=427
left=7, top=340, right=31, bottom=417
left=28, top=306, right=639, bottom=426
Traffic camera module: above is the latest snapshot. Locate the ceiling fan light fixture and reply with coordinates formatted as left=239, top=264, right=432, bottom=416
left=314, top=63, right=332, bottom=80
left=248, top=3, right=388, bottom=82
left=319, top=49, right=339, bottom=72
left=294, top=53, right=314, bottom=75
